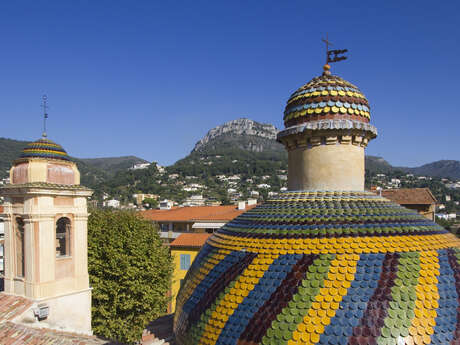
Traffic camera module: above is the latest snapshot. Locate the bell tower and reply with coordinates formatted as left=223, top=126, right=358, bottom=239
left=0, top=136, right=93, bottom=334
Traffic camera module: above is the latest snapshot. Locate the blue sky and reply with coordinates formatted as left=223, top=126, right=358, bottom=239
left=1, top=1, right=458, bottom=167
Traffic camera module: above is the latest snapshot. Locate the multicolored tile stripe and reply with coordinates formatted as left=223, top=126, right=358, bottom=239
left=20, top=138, right=70, bottom=161
left=283, top=74, right=370, bottom=128
left=174, top=191, right=460, bottom=345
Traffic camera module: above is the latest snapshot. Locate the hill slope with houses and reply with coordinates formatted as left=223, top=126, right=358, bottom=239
left=1, top=118, right=460, bottom=211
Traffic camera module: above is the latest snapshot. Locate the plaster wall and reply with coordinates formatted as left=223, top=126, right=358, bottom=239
left=14, top=288, right=92, bottom=335
left=288, top=143, right=364, bottom=191
left=170, top=247, right=199, bottom=312
left=9, top=159, right=80, bottom=185
left=2, top=192, right=90, bottom=300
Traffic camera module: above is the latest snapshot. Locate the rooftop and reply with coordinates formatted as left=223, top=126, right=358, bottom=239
left=169, top=233, right=211, bottom=248
left=0, top=293, right=110, bottom=344
left=381, top=187, right=437, bottom=205
left=140, top=205, right=255, bottom=222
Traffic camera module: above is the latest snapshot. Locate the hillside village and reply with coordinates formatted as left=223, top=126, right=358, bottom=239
left=2, top=118, right=460, bottom=223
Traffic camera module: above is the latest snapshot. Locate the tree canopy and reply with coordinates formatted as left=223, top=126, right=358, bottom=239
left=88, top=209, right=173, bottom=343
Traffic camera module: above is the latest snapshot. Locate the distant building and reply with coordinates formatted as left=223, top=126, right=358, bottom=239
left=140, top=204, right=255, bottom=242
left=133, top=193, right=159, bottom=206
left=130, top=162, right=150, bottom=170
left=159, top=199, right=174, bottom=210
left=257, top=183, right=270, bottom=189
left=380, top=188, right=437, bottom=221
left=103, top=199, right=120, bottom=208
left=168, top=233, right=211, bottom=312
left=436, top=213, right=457, bottom=221
left=183, top=195, right=206, bottom=207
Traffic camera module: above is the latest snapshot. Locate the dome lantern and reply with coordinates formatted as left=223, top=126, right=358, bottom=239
left=277, top=59, right=377, bottom=191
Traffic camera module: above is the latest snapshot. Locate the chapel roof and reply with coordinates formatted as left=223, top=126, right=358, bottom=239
left=381, top=188, right=437, bottom=206
left=19, top=137, right=70, bottom=161
left=173, top=192, right=460, bottom=345
left=283, top=68, right=370, bottom=128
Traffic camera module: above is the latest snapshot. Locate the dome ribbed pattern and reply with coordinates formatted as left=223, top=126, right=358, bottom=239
left=173, top=191, right=460, bottom=345
left=20, top=138, right=70, bottom=161
left=284, top=74, right=370, bottom=128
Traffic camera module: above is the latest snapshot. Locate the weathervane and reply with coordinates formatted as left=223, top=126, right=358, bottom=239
left=321, top=34, right=348, bottom=66
left=41, top=95, right=49, bottom=138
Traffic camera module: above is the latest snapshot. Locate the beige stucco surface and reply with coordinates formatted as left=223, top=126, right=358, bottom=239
left=288, top=143, right=364, bottom=191
left=10, top=159, right=80, bottom=185
left=1, top=176, right=92, bottom=334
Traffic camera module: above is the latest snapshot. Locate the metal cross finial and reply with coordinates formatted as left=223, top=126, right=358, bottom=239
left=322, top=34, right=333, bottom=64
left=41, top=95, right=49, bottom=138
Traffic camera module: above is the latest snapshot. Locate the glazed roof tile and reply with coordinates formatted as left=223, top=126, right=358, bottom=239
left=283, top=73, right=370, bottom=128
left=381, top=188, right=437, bottom=205
left=20, top=138, right=70, bottom=161
left=173, top=190, right=460, bottom=345
left=170, top=233, right=211, bottom=248
left=140, top=205, right=256, bottom=222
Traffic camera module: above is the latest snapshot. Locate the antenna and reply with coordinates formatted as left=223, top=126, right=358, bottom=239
left=41, top=95, right=49, bottom=138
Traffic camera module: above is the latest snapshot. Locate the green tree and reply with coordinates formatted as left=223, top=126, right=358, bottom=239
left=88, top=209, right=173, bottom=343
left=142, top=197, right=158, bottom=209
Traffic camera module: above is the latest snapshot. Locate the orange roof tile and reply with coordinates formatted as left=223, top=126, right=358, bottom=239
left=381, top=188, right=437, bottom=205
left=140, top=205, right=255, bottom=222
left=0, top=322, right=111, bottom=344
left=0, top=293, right=32, bottom=321
left=169, top=233, right=211, bottom=248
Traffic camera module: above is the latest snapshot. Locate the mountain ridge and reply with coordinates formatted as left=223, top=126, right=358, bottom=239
left=192, top=118, right=281, bottom=154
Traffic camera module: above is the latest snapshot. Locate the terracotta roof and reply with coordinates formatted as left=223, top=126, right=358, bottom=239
left=169, top=233, right=211, bottom=248
left=140, top=205, right=255, bottom=222
left=0, top=293, right=114, bottom=344
left=0, top=322, right=110, bottom=344
left=381, top=188, right=437, bottom=205
left=0, top=293, right=32, bottom=321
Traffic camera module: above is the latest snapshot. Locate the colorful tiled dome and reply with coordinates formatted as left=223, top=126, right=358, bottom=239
left=174, top=191, right=460, bottom=345
left=20, top=138, right=70, bottom=161
left=283, top=67, right=370, bottom=128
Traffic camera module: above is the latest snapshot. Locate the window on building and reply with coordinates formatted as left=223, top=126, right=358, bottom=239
left=180, top=254, right=191, bottom=270
left=0, top=219, right=4, bottom=239
left=56, top=217, right=71, bottom=257
left=15, top=218, right=25, bottom=277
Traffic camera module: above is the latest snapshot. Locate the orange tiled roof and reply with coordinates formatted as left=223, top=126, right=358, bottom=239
left=381, top=188, right=437, bottom=205
left=0, top=322, right=110, bottom=344
left=0, top=293, right=32, bottom=321
left=169, top=233, right=211, bottom=248
left=140, top=205, right=255, bottom=222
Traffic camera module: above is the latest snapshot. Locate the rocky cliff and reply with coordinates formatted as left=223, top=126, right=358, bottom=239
left=192, top=118, right=280, bottom=153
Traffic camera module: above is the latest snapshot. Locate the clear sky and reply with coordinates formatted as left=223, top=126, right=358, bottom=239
left=1, top=0, right=458, bottom=167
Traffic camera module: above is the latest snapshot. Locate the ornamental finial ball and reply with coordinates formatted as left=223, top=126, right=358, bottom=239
left=323, top=64, right=331, bottom=75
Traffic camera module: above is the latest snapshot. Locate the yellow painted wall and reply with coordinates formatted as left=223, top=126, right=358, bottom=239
left=170, top=247, right=200, bottom=312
